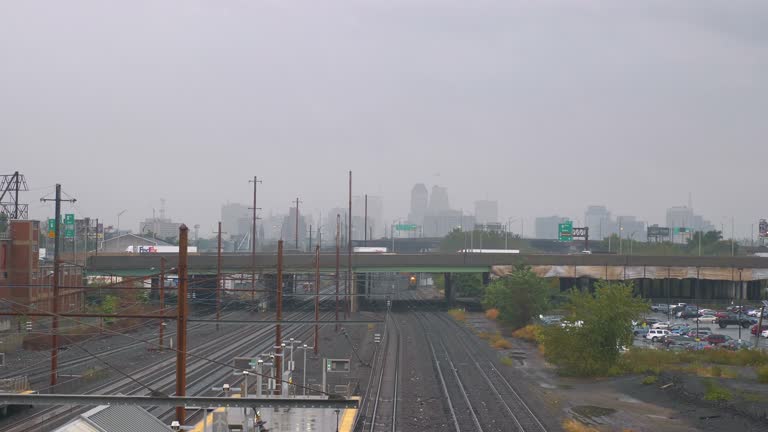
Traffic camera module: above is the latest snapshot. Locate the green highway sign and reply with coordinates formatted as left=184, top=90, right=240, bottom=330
left=395, top=224, right=417, bottom=231
left=47, top=218, right=56, bottom=238
left=64, top=213, right=75, bottom=238
left=558, top=221, right=573, bottom=242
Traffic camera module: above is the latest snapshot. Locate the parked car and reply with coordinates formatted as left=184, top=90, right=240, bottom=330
left=723, top=339, right=752, bottom=351
left=633, top=327, right=650, bottom=337
left=651, top=304, right=670, bottom=313
left=663, top=335, right=692, bottom=348
left=752, top=324, right=768, bottom=336
left=715, top=311, right=730, bottom=319
left=646, top=329, right=670, bottom=342
left=652, top=321, right=671, bottom=329
left=669, top=325, right=691, bottom=335
left=699, top=308, right=716, bottom=316
left=679, top=309, right=702, bottom=319
left=761, top=329, right=768, bottom=338
left=696, top=314, right=718, bottom=324
left=704, top=334, right=733, bottom=345
left=716, top=312, right=756, bottom=328
left=687, top=328, right=712, bottom=339
left=643, top=318, right=661, bottom=326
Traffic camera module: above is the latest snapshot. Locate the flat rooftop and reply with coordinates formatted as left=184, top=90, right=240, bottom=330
left=189, top=397, right=358, bottom=432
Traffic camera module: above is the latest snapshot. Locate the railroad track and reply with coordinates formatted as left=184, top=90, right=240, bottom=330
left=1, top=308, right=244, bottom=385
left=1, top=308, right=328, bottom=432
left=415, top=312, right=548, bottom=432
left=154, top=311, right=336, bottom=424
left=360, top=311, right=400, bottom=432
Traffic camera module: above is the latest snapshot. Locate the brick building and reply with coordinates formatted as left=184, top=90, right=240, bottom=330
left=0, top=220, right=84, bottom=322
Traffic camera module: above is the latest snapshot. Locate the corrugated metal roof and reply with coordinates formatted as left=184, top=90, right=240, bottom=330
left=54, top=405, right=170, bottom=432
left=89, top=405, right=170, bottom=432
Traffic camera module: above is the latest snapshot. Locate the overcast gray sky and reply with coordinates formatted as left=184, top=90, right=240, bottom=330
left=2, top=0, right=767, bottom=237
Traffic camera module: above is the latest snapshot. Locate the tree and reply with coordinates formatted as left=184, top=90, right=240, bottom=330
left=483, top=264, right=551, bottom=329
left=539, top=281, right=648, bottom=376
left=433, top=273, right=484, bottom=297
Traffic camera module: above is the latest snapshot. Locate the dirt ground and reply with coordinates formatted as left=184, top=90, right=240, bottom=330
left=462, top=312, right=768, bottom=432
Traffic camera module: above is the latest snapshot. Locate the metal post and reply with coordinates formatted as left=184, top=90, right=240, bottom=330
left=303, top=344, right=308, bottom=396
left=322, top=357, right=327, bottom=394
left=347, top=171, right=352, bottom=317
left=242, top=371, right=249, bottom=431
left=738, top=268, right=743, bottom=340
left=159, top=257, right=165, bottom=351
left=315, top=245, right=320, bottom=355
left=335, top=215, right=340, bottom=331
left=696, top=267, right=700, bottom=337
left=50, top=184, right=62, bottom=388
left=175, top=225, right=189, bottom=424
left=309, top=224, right=312, bottom=252
left=256, top=360, right=263, bottom=398
left=295, top=198, right=300, bottom=250
left=250, top=176, right=261, bottom=304
left=364, top=194, right=368, bottom=246
left=276, top=240, right=283, bottom=395
left=216, top=222, right=222, bottom=331
left=757, top=306, right=766, bottom=349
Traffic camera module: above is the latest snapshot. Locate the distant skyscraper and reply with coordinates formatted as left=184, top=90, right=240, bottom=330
left=423, top=210, right=475, bottom=237
left=666, top=206, right=694, bottom=229
left=353, top=195, right=383, bottom=238
left=282, top=207, right=307, bottom=250
left=535, top=215, right=568, bottom=239
left=408, top=184, right=428, bottom=225
left=428, top=185, right=450, bottom=214
left=221, top=203, right=249, bottom=238
left=585, top=205, right=611, bottom=239
left=474, top=200, right=499, bottom=224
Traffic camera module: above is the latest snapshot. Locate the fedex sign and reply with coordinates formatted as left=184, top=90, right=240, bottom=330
left=138, top=246, right=159, bottom=254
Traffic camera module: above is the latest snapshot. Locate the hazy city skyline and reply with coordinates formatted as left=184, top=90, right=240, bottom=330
left=3, top=1, right=767, bottom=238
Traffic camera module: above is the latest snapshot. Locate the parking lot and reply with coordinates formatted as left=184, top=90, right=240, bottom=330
left=634, top=311, right=768, bottom=349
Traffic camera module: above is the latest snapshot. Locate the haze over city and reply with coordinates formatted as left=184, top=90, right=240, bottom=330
left=3, top=0, right=767, bottom=237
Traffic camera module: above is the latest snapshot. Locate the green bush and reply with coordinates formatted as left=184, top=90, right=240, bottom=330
left=641, top=375, right=658, bottom=385
left=539, top=281, right=648, bottom=376
left=703, top=380, right=731, bottom=402
left=500, top=357, right=514, bottom=367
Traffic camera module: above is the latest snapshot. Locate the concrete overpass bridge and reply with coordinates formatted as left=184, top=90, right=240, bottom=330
left=87, top=253, right=768, bottom=306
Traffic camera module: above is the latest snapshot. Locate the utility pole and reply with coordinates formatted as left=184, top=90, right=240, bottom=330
left=335, top=214, right=340, bottom=331
left=176, top=225, right=189, bottom=424
left=215, top=222, right=226, bottom=330
left=40, top=184, right=75, bottom=388
left=309, top=224, right=312, bottom=252
left=249, top=176, right=262, bottom=303
left=364, top=194, right=368, bottom=246
left=276, top=240, right=284, bottom=394
left=159, top=257, right=165, bottom=351
left=314, top=245, right=320, bottom=355
left=347, top=171, right=352, bottom=317
left=294, top=197, right=302, bottom=250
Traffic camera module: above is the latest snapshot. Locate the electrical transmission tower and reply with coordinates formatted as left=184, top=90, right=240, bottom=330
left=0, top=171, right=29, bottom=219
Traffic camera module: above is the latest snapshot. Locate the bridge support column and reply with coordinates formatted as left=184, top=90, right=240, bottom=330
left=444, top=273, right=454, bottom=306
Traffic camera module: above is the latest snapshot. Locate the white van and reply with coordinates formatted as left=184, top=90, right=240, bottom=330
left=645, top=329, right=670, bottom=342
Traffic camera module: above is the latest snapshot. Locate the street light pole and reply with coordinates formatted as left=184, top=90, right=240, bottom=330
left=116, top=209, right=126, bottom=252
